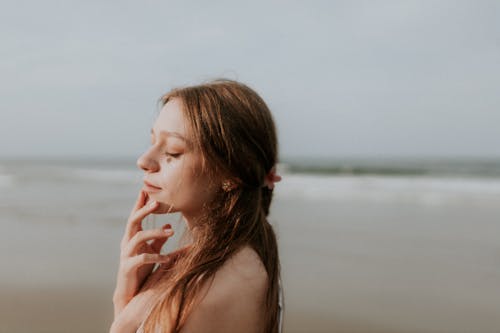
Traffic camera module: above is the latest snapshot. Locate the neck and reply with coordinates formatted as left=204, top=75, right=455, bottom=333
left=180, top=211, right=203, bottom=243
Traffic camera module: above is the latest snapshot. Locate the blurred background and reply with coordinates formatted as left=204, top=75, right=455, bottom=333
left=1, top=1, right=499, bottom=332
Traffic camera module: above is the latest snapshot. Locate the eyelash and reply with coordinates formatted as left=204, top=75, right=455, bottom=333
left=150, top=140, right=181, bottom=158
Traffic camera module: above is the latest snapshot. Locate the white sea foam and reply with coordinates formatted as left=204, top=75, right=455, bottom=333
left=70, top=167, right=141, bottom=185
left=0, top=164, right=141, bottom=186
left=0, top=165, right=14, bottom=188
left=275, top=173, right=500, bottom=205
left=0, top=174, right=14, bottom=188
left=3, top=160, right=500, bottom=206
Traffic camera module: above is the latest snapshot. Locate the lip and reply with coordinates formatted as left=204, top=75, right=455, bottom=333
left=143, top=180, right=162, bottom=192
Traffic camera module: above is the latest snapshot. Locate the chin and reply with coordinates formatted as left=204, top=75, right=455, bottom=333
left=152, top=202, right=177, bottom=214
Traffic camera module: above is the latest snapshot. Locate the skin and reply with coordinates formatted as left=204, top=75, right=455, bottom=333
left=138, top=97, right=221, bottom=227
left=110, top=98, right=268, bottom=333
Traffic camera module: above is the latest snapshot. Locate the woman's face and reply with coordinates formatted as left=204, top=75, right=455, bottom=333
left=136, top=98, right=219, bottom=221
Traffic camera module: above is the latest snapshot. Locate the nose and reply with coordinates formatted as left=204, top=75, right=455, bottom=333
left=136, top=148, right=159, bottom=172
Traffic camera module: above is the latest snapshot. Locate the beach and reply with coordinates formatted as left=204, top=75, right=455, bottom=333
left=1, top=158, right=499, bottom=332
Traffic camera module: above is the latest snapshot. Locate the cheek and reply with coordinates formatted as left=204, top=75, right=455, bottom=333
left=177, top=172, right=216, bottom=207
left=157, top=162, right=184, bottom=186
left=191, top=175, right=219, bottom=201
left=157, top=162, right=199, bottom=196
left=155, top=157, right=215, bottom=208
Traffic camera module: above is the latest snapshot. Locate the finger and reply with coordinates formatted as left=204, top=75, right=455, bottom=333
left=132, top=190, right=148, bottom=213
left=126, top=253, right=173, bottom=272
left=150, top=224, right=172, bottom=253
left=124, top=227, right=174, bottom=257
left=168, top=244, right=192, bottom=261
left=153, top=244, right=191, bottom=270
left=121, top=190, right=148, bottom=245
left=125, top=200, right=159, bottom=240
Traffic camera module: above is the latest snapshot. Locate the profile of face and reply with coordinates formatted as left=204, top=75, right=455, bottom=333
left=136, top=98, right=219, bottom=220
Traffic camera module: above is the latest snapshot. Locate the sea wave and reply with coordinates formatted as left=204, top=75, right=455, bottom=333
left=0, top=164, right=142, bottom=186
left=2, top=161, right=500, bottom=206
left=275, top=173, right=500, bottom=205
left=70, top=167, right=141, bottom=185
left=0, top=174, right=15, bottom=188
left=0, top=165, right=15, bottom=188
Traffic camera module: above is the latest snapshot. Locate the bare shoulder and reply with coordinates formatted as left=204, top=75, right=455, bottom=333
left=180, top=245, right=269, bottom=333
left=199, top=244, right=269, bottom=308
left=218, top=244, right=269, bottom=290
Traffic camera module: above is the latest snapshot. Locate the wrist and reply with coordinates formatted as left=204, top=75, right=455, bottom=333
left=113, top=291, right=132, bottom=304
left=110, top=314, right=134, bottom=333
left=112, top=294, right=130, bottom=319
left=109, top=320, right=119, bottom=333
left=109, top=319, right=125, bottom=333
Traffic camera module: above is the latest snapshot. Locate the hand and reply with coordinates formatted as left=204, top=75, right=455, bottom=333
left=112, top=190, right=175, bottom=317
left=110, top=285, right=161, bottom=333
left=110, top=244, right=193, bottom=333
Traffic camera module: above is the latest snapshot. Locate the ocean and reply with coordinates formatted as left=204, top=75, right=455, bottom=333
left=1, top=157, right=499, bottom=332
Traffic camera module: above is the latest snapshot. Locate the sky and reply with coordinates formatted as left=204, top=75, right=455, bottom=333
left=1, top=0, right=499, bottom=160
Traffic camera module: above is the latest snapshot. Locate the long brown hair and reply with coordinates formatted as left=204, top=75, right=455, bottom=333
left=141, top=78, right=282, bottom=332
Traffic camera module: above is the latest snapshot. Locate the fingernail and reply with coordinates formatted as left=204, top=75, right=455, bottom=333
left=149, top=200, right=157, bottom=208
left=164, top=229, right=174, bottom=234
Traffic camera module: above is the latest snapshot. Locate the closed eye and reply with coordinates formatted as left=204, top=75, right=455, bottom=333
left=166, top=152, right=181, bottom=158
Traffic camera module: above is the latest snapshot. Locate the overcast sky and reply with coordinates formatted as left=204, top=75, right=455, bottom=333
left=1, top=0, right=499, bottom=160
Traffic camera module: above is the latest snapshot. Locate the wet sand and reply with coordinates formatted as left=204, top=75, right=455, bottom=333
left=1, top=178, right=500, bottom=332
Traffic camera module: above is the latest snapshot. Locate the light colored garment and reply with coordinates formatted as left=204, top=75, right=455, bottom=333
left=136, top=278, right=284, bottom=333
left=277, top=276, right=284, bottom=333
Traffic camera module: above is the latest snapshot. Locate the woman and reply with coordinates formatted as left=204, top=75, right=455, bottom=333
left=110, top=79, right=284, bottom=333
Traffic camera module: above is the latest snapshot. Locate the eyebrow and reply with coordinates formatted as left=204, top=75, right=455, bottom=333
left=150, top=128, right=188, bottom=142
